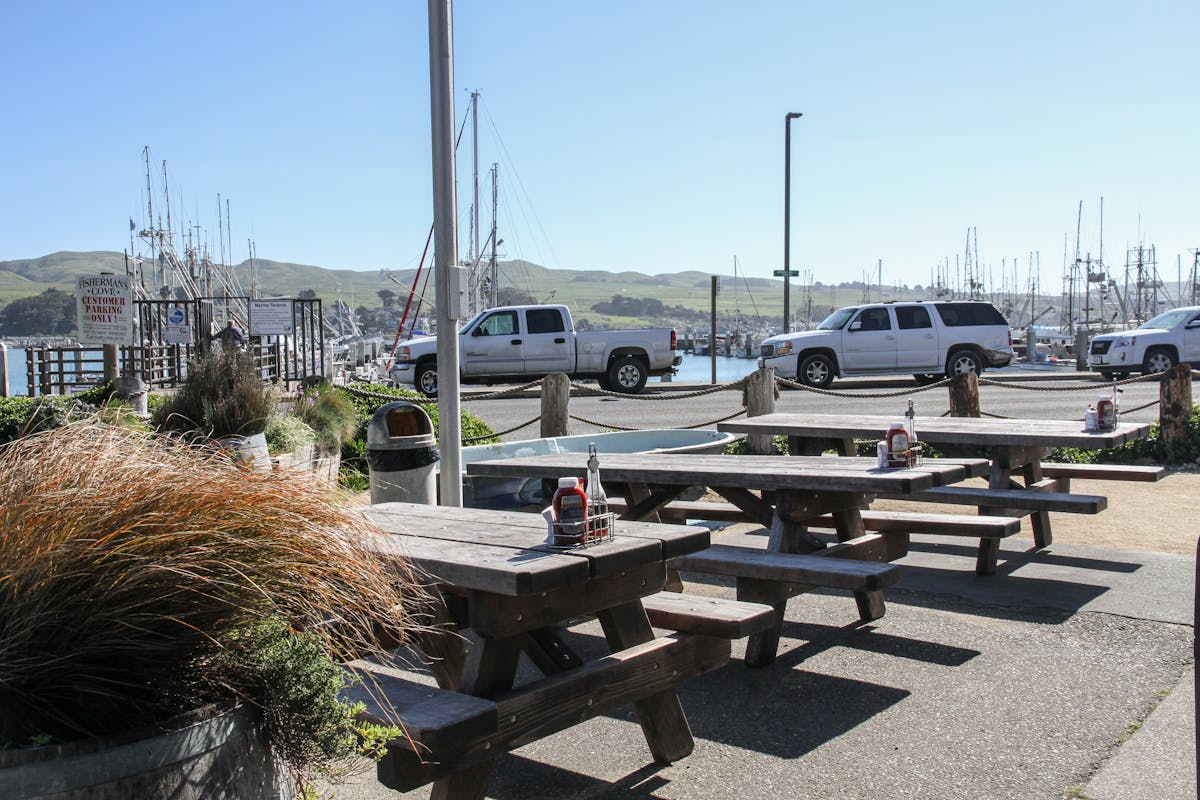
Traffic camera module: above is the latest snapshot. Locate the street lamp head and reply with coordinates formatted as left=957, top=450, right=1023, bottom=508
left=786, top=111, right=803, bottom=120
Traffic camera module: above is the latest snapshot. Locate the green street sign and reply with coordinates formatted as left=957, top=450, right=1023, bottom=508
left=773, top=269, right=800, bottom=277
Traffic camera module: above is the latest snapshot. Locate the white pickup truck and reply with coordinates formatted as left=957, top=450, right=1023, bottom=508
left=388, top=304, right=682, bottom=396
left=1088, top=305, right=1200, bottom=378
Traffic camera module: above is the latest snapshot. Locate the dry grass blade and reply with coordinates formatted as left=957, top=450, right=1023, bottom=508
left=0, top=420, right=428, bottom=747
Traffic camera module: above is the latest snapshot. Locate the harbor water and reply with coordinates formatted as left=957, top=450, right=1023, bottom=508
left=4, top=347, right=26, bottom=396
left=666, top=353, right=759, bottom=384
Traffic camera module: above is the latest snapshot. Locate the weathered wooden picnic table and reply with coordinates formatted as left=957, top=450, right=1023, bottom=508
left=465, top=452, right=989, bottom=665
left=718, top=413, right=1157, bottom=572
left=357, top=502, right=738, bottom=799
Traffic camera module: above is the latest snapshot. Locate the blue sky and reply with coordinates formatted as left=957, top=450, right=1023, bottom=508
left=2, top=1, right=1197, bottom=292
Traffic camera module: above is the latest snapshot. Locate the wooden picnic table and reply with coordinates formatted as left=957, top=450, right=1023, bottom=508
left=718, top=412, right=1154, bottom=558
left=359, top=502, right=725, bottom=799
left=465, top=452, right=989, bottom=664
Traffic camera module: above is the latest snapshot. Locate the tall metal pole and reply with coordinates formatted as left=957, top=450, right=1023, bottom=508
left=429, top=0, right=463, bottom=506
left=783, top=112, right=802, bottom=333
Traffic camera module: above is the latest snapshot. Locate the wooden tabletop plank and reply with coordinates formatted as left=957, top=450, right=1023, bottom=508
left=366, top=503, right=709, bottom=560
left=465, top=453, right=987, bottom=495
left=719, top=413, right=1151, bottom=449
left=363, top=526, right=590, bottom=596
left=364, top=505, right=663, bottom=578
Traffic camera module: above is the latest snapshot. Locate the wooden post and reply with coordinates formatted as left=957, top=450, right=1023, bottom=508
left=540, top=372, right=570, bottom=438
left=948, top=372, right=981, bottom=418
left=1158, top=364, right=1193, bottom=450
left=744, top=366, right=777, bottom=454
left=0, top=341, right=8, bottom=398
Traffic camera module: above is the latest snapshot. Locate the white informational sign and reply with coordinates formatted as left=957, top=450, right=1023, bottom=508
left=76, top=274, right=134, bottom=345
left=164, top=324, right=192, bottom=344
left=249, top=299, right=294, bottom=336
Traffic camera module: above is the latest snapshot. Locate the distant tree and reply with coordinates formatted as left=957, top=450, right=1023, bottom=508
left=0, top=288, right=76, bottom=337
left=298, top=289, right=317, bottom=300
left=496, top=288, right=537, bottom=306
left=377, top=289, right=397, bottom=309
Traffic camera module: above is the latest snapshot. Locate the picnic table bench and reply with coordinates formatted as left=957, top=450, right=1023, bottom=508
left=355, top=502, right=771, bottom=797
left=467, top=452, right=989, bottom=666
left=719, top=413, right=1156, bottom=573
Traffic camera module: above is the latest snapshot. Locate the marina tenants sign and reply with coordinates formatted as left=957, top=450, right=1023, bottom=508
left=76, top=274, right=134, bottom=345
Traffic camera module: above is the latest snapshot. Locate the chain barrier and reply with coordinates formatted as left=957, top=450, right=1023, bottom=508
left=976, top=372, right=1160, bottom=391
left=568, top=406, right=747, bottom=431
left=567, top=379, right=744, bottom=400
left=774, top=374, right=953, bottom=398
left=463, top=416, right=540, bottom=442
left=459, top=380, right=545, bottom=401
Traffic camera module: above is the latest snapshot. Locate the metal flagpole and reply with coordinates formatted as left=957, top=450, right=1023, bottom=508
left=428, top=0, right=463, bottom=506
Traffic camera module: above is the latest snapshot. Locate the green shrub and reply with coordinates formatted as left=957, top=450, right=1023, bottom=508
left=293, top=383, right=359, bottom=455
left=265, top=413, right=317, bottom=455
left=153, top=349, right=274, bottom=438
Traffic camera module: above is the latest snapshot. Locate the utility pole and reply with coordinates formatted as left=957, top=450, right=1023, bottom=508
left=428, top=0, right=463, bottom=507
left=782, top=111, right=802, bottom=333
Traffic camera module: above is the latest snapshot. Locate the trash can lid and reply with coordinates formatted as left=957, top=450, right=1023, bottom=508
left=366, top=401, right=436, bottom=449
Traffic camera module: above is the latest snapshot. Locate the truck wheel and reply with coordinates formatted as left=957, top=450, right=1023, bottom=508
left=415, top=362, right=438, bottom=397
left=945, top=349, right=983, bottom=377
left=797, top=353, right=835, bottom=388
left=1142, top=347, right=1176, bottom=375
left=607, top=356, right=648, bottom=393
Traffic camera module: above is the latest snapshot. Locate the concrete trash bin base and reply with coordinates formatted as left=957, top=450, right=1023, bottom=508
left=366, top=402, right=438, bottom=505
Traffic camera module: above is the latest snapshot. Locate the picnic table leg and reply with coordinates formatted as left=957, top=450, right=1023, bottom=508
left=831, top=505, right=887, bottom=621
left=747, top=492, right=827, bottom=666
left=1021, top=460, right=1053, bottom=549
left=429, top=635, right=523, bottom=800
left=621, top=481, right=685, bottom=592
left=597, top=600, right=695, bottom=762
left=738, top=576, right=789, bottom=667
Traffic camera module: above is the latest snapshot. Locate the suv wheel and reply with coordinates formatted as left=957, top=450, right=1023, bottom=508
left=1143, top=347, right=1176, bottom=375
left=798, top=353, right=835, bottom=388
left=945, top=349, right=983, bottom=377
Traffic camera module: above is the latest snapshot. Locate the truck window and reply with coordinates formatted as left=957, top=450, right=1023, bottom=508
left=895, top=306, right=932, bottom=330
left=855, top=307, right=892, bottom=331
left=527, top=308, right=565, bottom=334
left=936, top=303, right=1007, bottom=327
left=476, top=310, right=519, bottom=336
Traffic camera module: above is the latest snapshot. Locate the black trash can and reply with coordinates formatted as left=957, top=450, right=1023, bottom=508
left=366, top=402, right=438, bottom=505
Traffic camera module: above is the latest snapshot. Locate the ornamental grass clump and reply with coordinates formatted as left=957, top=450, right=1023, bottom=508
left=153, top=348, right=274, bottom=439
left=0, top=421, right=428, bottom=782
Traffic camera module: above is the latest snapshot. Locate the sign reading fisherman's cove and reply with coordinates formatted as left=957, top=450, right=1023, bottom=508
left=76, top=274, right=134, bottom=345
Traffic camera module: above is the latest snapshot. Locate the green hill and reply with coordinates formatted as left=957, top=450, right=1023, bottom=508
left=4, top=250, right=1050, bottom=333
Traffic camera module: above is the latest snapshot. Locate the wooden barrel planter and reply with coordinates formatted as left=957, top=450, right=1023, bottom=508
left=0, top=702, right=291, bottom=800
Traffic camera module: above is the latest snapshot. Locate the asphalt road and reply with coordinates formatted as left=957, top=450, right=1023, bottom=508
left=457, top=372, right=1172, bottom=442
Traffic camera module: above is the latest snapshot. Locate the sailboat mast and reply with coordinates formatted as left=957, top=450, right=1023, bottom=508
left=489, top=162, right=499, bottom=307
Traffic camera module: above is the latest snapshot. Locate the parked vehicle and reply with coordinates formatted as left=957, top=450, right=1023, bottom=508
left=759, top=300, right=1014, bottom=388
left=388, top=304, right=681, bottom=396
left=1088, top=306, right=1200, bottom=379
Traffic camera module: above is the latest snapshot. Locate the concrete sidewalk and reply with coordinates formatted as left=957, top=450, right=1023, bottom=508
left=333, top=532, right=1195, bottom=800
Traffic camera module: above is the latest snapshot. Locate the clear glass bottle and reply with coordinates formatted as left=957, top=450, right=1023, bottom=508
left=586, top=443, right=609, bottom=536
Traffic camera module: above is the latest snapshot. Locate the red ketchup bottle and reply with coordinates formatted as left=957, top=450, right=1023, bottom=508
left=552, top=477, right=588, bottom=546
left=886, top=422, right=910, bottom=467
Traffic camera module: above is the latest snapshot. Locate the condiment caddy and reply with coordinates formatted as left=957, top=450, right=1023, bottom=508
left=542, top=442, right=616, bottom=548
left=876, top=400, right=923, bottom=468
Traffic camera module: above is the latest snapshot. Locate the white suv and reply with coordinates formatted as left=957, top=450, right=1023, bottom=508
left=1088, top=305, right=1200, bottom=379
left=759, top=300, right=1014, bottom=388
